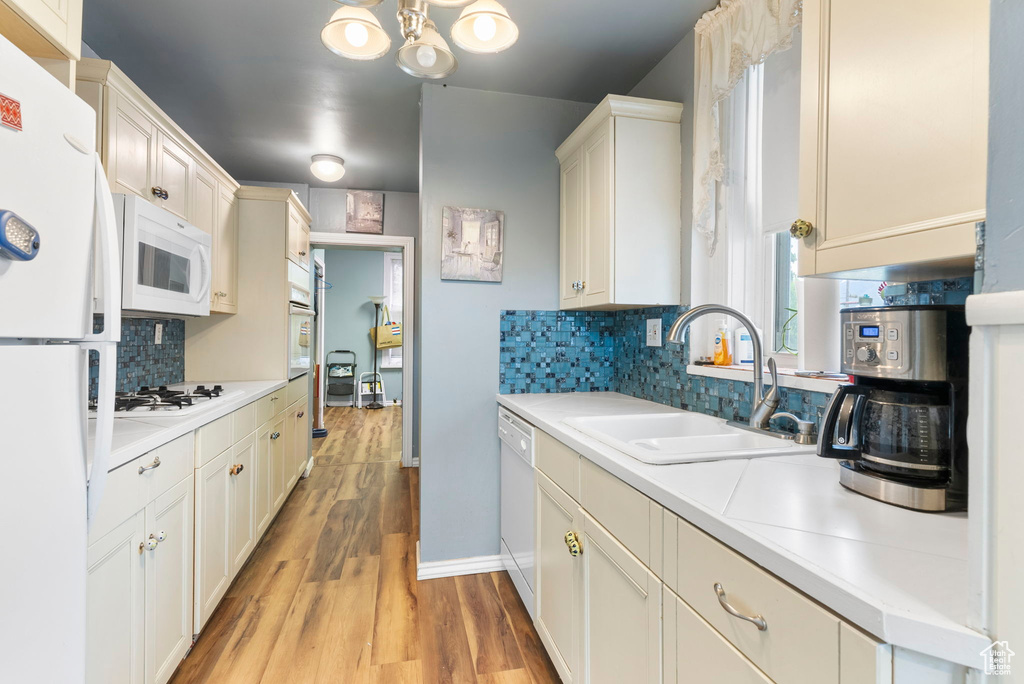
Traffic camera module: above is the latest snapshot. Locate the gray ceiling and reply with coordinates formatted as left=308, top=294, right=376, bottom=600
left=83, top=0, right=708, bottom=192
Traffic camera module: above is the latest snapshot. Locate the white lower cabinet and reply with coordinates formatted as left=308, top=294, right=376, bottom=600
left=665, top=588, right=772, bottom=684
left=580, top=511, right=661, bottom=684
left=255, top=421, right=274, bottom=538
left=536, top=472, right=583, bottom=683
left=87, top=512, right=145, bottom=684
left=86, top=472, right=193, bottom=684
left=270, top=414, right=288, bottom=513
left=194, top=449, right=231, bottom=633
left=532, top=427, right=903, bottom=684
left=145, top=478, right=194, bottom=684
left=228, top=433, right=256, bottom=576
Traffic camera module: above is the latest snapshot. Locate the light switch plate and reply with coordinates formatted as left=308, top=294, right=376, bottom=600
left=646, top=318, right=662, bottom=347
left=155, top=322, right=163, bottom=345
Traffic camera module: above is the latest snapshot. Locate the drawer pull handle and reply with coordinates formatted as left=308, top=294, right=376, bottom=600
left=271, top=432, right=281, bottom=440
left=230, top=464, right=245, bottom=476
left=714, top=583, right=767, bottom=631
left=564, top=530, right=582, bottom=557
left=138, top=456, right=161, bottom=474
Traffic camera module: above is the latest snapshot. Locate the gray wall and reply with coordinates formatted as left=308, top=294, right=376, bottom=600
left=309, top=189, right=418, bottom=237
left=984, top=0, right=1024, bottom=293
left=322, top=249, right=403, bottom=402
left=628, top=29, right=697, bottom=305
left=417, top=84, right=593, bottom=562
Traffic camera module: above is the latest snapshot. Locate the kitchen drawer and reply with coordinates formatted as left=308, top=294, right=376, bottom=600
left=232, top=400, right=256, bottom=442
left=675, top=518, right=841, bottom=684
left=536, top=430, right=580, bottom=500
left=667, top=588, right=773, bottom=684
left=286, top=376, right=308, bottom=406
left=580, top=458, right=653, bottom=565
left=89, top=434, right=194, bottom=544
left=195, top=413, right=232, bottom=468
left=256, top=391, right=279, bottom=426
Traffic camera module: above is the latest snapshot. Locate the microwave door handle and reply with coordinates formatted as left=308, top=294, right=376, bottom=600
left=192, top=244, right=211, bottom=304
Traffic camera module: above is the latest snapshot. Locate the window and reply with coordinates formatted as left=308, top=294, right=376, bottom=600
left=381, top=253, right=403, bottom=369
left=691, top=28, right=846, bottom=373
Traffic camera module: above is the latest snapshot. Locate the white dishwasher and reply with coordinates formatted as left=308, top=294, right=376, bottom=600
left=499, top=407, right=536, bottom=617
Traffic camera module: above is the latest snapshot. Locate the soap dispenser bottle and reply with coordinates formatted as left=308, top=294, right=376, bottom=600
left=713, top=320, right=733, bottom=366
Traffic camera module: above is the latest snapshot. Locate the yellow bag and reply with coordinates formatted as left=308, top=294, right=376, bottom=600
left=371, top=305, right=402, bottom=349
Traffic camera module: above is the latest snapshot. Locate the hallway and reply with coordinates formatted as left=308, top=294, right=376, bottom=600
left=170, top=407, right=558, bottom=684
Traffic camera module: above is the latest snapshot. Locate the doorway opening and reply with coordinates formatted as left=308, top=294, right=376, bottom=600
left=311, top=233, right=415, bottom=468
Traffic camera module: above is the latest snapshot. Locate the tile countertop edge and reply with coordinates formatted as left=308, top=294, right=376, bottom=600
left=495, top=392, right=990, bottom=668
left=103, top=379, right=291, bottom=474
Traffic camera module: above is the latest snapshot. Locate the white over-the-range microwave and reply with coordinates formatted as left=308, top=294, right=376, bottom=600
left=104, top=193, right=212, bottom=318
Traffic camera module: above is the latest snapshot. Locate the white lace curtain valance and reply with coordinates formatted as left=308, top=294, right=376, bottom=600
left=692, top=0, right=802, bottom=254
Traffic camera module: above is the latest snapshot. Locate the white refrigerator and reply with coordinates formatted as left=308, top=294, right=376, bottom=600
left=0, top=35, right=121, bottom=683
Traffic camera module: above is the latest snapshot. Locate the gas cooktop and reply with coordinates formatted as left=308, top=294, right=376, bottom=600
left=91, top=384, right=245, bottom=418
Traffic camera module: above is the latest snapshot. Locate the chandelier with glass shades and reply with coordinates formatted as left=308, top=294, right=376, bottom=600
left=321, top=0, right=518, bottom=79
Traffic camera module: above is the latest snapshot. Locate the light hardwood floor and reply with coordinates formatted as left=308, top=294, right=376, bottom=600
left=170, top=406, right=559, bottom=684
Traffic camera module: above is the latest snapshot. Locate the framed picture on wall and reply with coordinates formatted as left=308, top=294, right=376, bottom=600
left=441, top=206, right=504, bottom=282
left=346, top=190, right=385, bottom=234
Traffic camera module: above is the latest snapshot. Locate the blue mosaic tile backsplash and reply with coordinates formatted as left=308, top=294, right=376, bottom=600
left=500, top=310, right=616, bottom=393
left=89, top=317, right=185, bottom=399
left=499, top=276, right=975, bottom=428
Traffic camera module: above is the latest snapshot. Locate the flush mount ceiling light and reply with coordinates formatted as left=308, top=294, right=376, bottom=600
left=396, top=20, right=458, bottom=79
left=310, top=155, right=346, bottom=182
left=321, top=6, right=391, bottom=60
left=321, top=0, right=517, bottom=78
left=450, top=0, right=518, bottom=54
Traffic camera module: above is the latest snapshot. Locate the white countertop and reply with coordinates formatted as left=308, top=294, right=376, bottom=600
left=496, top=391, right=989, bottom=667
left=88, top=380, right=289, bottom=475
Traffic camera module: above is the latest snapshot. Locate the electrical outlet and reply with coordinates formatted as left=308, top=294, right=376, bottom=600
left=646, top=318, right=662, bottom=347
left=155, top=322, right=163, bottom=345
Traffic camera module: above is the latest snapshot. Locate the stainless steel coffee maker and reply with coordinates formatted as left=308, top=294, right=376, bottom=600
left=818, top=305, right=969, bottom=512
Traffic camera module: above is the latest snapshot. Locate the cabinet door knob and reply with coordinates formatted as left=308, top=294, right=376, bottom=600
left=271, top=432, right=281, bottom=440
left=297, top=411, right=304, bottom=418
left=141, top=536, right=159, bottom=553
left=299, top=250, right=307, bottom=256
left=230, top=463, right=245, bottom=476
left=564, top=530, right=582, bottom=557
left=151, top=186, right=169, bottom=201
left=790, top=219, right=814, bottom=239
left=154, top=530, right=167, bottom=543
left=714, top=583, right=768, bottom=631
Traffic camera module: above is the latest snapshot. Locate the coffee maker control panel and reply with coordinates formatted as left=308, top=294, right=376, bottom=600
left=840, top=307, right=952, bottom=382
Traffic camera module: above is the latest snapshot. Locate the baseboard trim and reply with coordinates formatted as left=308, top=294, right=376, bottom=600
left=415, top=541, right=504, bottom=580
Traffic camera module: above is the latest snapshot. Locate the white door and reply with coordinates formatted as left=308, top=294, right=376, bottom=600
left=229, top=433, right=257, bottom=575
left=194, top=450, right=231, bottom=633
left=535, top=472, right=582, bottom=683
left=270, top=416, right=288, bottom=513
left=145, top=477, right=194, bottom=684
left=86, top=511, right=145, bottom=684
left=560, top=149, right=584, bottom=308
left=255, top=422, right=274, bottom=538
left=582, top=118, right=614, bottom=308
left=581, top=511, right=661, bottom=684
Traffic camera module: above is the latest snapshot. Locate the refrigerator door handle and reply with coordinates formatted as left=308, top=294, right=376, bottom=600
left=84, top=154, right=121, bottom=526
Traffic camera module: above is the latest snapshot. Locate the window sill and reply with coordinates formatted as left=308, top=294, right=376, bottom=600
left=686, top=364, right=846, bottom=394
left=380, top=364, right=403, bottom=371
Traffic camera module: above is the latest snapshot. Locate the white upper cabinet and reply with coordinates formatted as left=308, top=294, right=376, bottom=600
left=796, top=0, right=988, bottom=280
left=0, top=0, right=82, bottom=60
left=556, top=95, right=682, bottom=310
left=76, top=59, right=240, bottom=314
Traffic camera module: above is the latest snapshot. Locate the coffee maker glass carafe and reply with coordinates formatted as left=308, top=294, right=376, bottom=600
left=859, top=388, right=951, bottom=479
